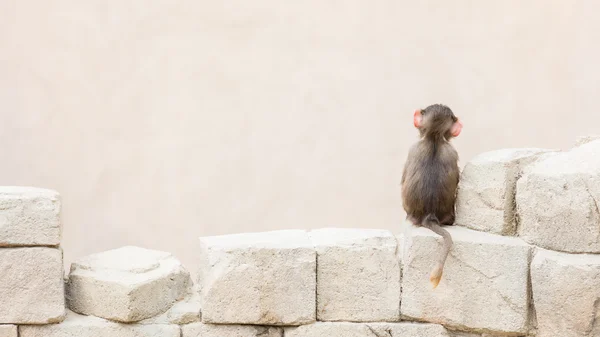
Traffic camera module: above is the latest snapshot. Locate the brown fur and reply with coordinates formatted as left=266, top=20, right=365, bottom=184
left=401, top=104, right=460, bottom=288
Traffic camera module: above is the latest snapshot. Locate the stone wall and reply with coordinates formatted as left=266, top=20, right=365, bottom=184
left=2, top=137, right=600, bottom=337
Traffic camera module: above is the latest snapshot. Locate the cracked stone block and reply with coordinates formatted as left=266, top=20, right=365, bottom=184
left=0, top=325, right=17, bottom=337
left=400, top=227, right=531, bottom=335
left=531, top=248, right=600, bottom=337
left=455, top=148, right=556, bottom=235
left=66, top=246, right=191, bottom=323
left=0, top=186, right=61, bottom=246
left=198, top=230, right=316, bottom=325
left=284, top=322, right=449, bottom=337
left=19, top=311, right=180, bottom=337
left=516, top=139, right=600, bottom=253
left=182, top=323, right=282, bottom=337
left=0, top=248, right=65, bottom=324
left=139, top=292, right=201, bottom=325
left=395, top=232, right=407, bottom=281
left=309, top=228, right=401, bottom=322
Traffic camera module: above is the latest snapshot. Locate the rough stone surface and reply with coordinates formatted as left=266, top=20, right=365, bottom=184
left=531, top=248, right=600, bottom=337
left=0, top=186, right=61, bottom=246
left=448, top=333, right=507, bottom=337
left=575, top=135, right=600, bottom=147
left=182, top=323, right=282, bottom=337
left=516, top=139, right=600, bottom=253
left=198, top=230, right=316, bottom=325
left=139, top=292, right=201, bottom=325
left=0, top=325, right=17, bottom=337
left=455, top=148, right=556, bottom=235
left=400, top=226, right=531, bottom=334
left=285, top=322, right=449, bottom=337
left=66, top=246, right=191, bottom=323
left=19, top=311, right=180, bottom=337
left=0, top=248, right=65, bottom=324
left=396, top=233, right=405, bottom=267
left=309, top=228, right=400, bottom=322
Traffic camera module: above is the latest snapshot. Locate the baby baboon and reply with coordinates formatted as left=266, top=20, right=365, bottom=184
left=401, top=104, right=462, bottom=288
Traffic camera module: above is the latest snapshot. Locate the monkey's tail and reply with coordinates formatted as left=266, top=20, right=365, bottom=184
left=421, top=214, right=453, bottom=289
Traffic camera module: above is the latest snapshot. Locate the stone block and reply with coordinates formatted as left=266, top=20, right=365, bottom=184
left=0, top=325, right=17, bottom=337
left=139, top=292, right=201, bottom=325
left=400, top=226, right=531, bottom=335
left=19, top=311, right=180, bottom=337
left=198, top=230, right=316, bottom=325
left=66, top=246, right=191, bottom=323
left=531, top=248, right=600, bottom=337
left=455, top=148, right=555, bottom=235
left=309, top=228, right=400, bottom=322
left=284, top=322, right=449, bottom=337
left=182, top=323, right=282, bottom=337
left=516, top=140, right=600, bottom=252
left=0, top=186, right=61, bottom=246
left=0, top=247, right=65, bottom=324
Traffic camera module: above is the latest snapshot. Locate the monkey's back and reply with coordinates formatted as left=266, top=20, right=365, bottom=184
left=401, top=140, right=460, bottom=224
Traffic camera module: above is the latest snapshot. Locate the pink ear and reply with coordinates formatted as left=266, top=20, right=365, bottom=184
left=413, top=110, right=423, bottom=128
left=451, top=119, right=463, bottom=137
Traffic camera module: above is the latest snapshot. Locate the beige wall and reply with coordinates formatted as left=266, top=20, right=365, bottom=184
left=1, top=1, right=599, bottom=272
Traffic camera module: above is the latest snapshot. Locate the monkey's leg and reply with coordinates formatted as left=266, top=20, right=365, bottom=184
left=440, top=213, right=455, bottom=226
left=422, top=214, right=454, bottom=288
left=406, top=215, right=420, bottom=226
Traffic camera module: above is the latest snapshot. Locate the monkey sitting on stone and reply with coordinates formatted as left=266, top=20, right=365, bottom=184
left=401, top=104, right=462, bottom=288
